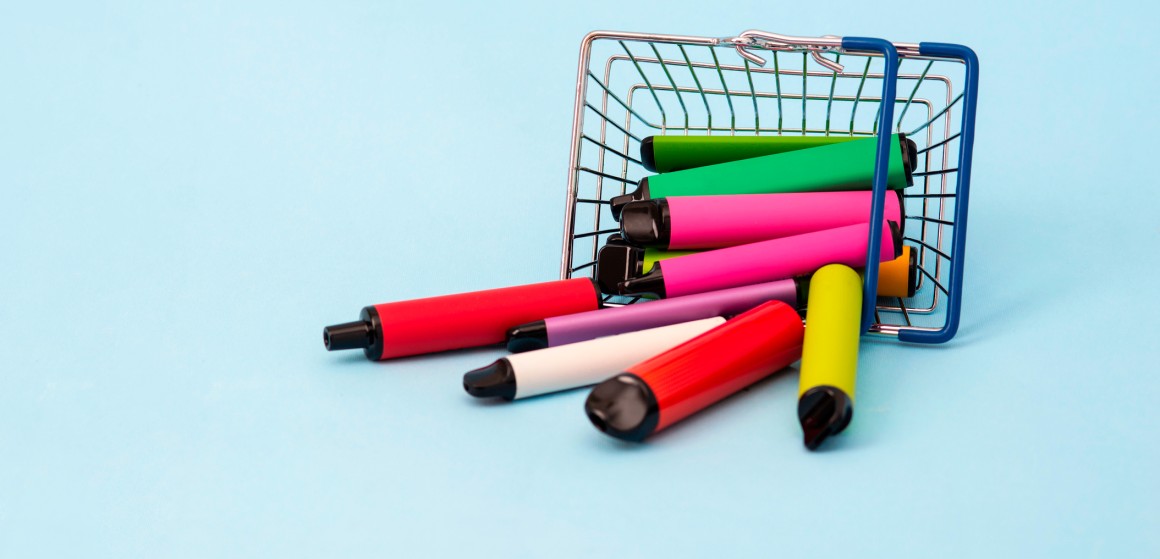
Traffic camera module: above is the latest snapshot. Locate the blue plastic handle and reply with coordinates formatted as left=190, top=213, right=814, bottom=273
left=840, top=37, right=898, bottom=333
left=897, top=42, right=979, bottom=344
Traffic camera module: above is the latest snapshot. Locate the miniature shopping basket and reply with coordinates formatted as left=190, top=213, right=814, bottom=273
left=557, top=30, right=978, bottom=344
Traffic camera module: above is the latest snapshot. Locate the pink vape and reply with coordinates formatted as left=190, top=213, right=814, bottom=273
left=618, top=221, right=902, bottom=299
left=618, top=190, right=904, bottom=250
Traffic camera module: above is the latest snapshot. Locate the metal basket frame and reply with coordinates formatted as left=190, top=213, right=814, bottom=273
left=559, top=30, right=978, bottom=344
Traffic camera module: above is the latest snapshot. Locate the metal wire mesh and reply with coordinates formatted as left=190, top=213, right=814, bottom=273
left=560, top=32, right=970, bottom=340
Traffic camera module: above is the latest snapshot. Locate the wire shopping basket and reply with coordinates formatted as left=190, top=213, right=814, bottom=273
left=558, top=30, right=978, bottom=344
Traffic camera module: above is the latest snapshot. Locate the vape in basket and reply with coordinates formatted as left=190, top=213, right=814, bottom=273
left=594, top=235, right=692, bottom=295
left=618, top=190, right=904, bottom=250
left=640, top=134, right=858, bottom=173
left=609, top=134, right=916, bottom=220
left=618, top=221, right=901, bottom=299
left=596, top=238, right=918, bottom=299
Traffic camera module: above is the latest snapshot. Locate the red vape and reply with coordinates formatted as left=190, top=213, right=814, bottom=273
left=584, top=300, right=804, bottom=441
left=323, top=278, right=602, bottom=360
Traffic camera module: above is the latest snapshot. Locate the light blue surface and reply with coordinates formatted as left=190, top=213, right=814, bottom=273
left=2, top=1, right=1158, bottom=557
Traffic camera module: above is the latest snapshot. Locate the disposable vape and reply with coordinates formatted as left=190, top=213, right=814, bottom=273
left=597, top=240, right=917, bottom=299
left=322, top=278, right=601, bottom=360
left=506, top=278, right=804, bottom=352
left=619, top=190, right=904, bottom=250
left=584, top=300, right=804, bottom=442
left=463, top=318, right=726, bottom=400
left=618, top=221, right=902, bottom=299
left=640, top=134, right=858, bottom=173
left=610, top=134, right=917, bottom=219
left=798, top=264, right=862, bottom=450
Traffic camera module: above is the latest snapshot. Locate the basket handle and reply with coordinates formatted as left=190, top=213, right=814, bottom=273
left=730, top=30, right=925, bottom=73
left=730, top=30, right=845, bottom=72
left=896, top=43, right=979, bottom=345
left=839, top=37, right=900, bottom=333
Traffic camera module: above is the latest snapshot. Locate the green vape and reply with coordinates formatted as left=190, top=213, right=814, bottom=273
left=612, top=134, right=916, bottom=219
left=641, top=135, right=859, bottom=173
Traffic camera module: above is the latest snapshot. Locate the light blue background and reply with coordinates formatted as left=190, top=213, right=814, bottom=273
left=2, top=1, right=1158, bottom=557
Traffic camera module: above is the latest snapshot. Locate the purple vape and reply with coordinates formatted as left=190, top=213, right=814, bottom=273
left=505, top=278, right=805, bottom=352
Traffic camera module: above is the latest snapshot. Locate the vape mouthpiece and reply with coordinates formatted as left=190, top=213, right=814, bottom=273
left=506, top=321, right=549, bottom=353
left=584, top=373, right=659, bottom=442
left=596, top=242, right=644, bottom=294
left=616, top=268, right=666, bottom=298
left=323, top=320, right=375, bottom=351
left=619, top=199, right=670, bottom=247
left=639, top=136, right=657, bottom=172
left=888, top=220, right=904, bottom=259
left=798, top=386, right=853, bottom=450
left=463, top=359, right=518, bottom=400
left=608, top=178, right=651, bottom=221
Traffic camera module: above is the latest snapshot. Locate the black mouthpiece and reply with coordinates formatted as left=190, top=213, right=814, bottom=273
left=596, top=242, right=645, bottom=295
left=585, top=373, right=659, bottom=442
left=463, top=359, right=518, bottom=400
left=904, top=135, right=918, bottom=172
left=895, top=189, right=907, bottom=240
left=798, top=386, right=853, bottom=450
left=793, top=276, right=811, bottom=315
left=619, top=198, right=671, bottom=248
left=906, top=243, right=918, bottom=298
left=888, top=220, right=903, bottom=260
left=323, top=307, right=383, bottom=360
left=640, top=136, right=657, bottom=172
left=617, top=266, right=666, bottom=298
left=323, top=320, right=374, bottom=351
left=609, top=177, right=651, bottom=221
left=506, top=320, right=549, bottom=353
left=899, top=134, right=918, bottom=186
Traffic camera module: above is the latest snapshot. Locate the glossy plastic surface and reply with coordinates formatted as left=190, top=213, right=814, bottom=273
left=631, top=245, right=915, bottom=299
left=798, top=264, right=862, bottom=449
left=371, top=278, right=599, bottom=359
left=657, top=221, right=899, bottom=298
left=543, top=279, right=800, bottom=346
left=646, top=134, right=910, bottom=200
left=626, top=300, right=804, bottom=434
left=645, top=134, right=857, bottom=172
left=510, top=318, right=725, bottom=399
left=875, top=245, right=916, bottom=299
left=664, top=191, right=902, bottom=250
left=799, top=265, right=862, bottom=400
left=642, top=247, right=692, bottom=270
